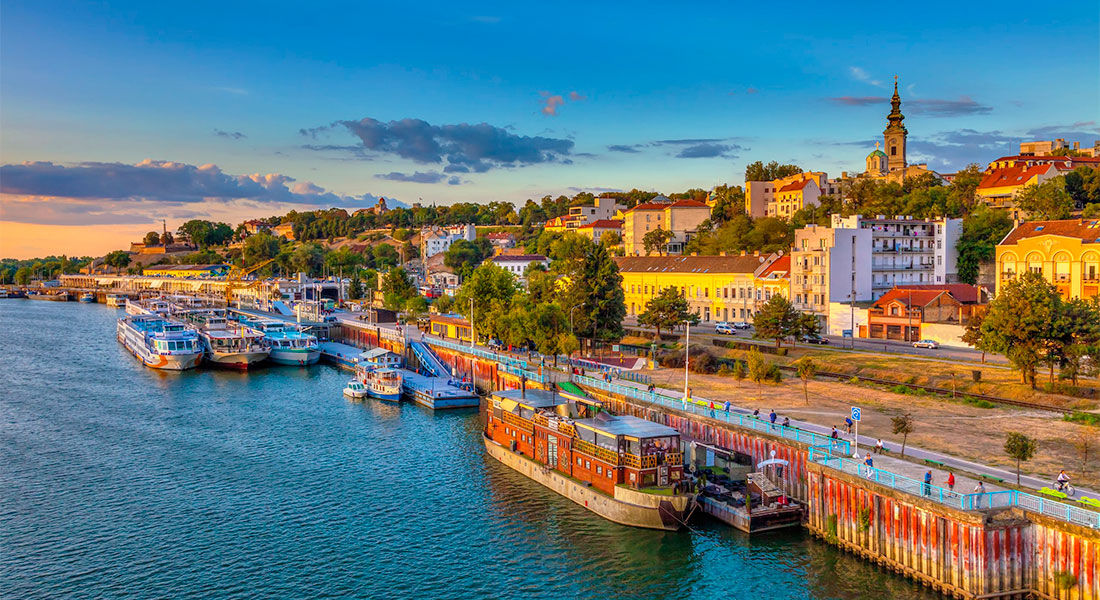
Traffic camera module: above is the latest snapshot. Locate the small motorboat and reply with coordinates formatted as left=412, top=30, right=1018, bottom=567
left=79, top=292, right=96, bottom=303
left=343, top=380, right=369, bottom=399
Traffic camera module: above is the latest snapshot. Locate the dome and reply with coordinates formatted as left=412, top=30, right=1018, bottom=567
left=867, top=149, right=887, bottom=159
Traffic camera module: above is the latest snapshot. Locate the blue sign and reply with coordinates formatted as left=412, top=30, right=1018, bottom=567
left=842, top=329, right=853, bottom=338
left=851, top=406, right=862, bottom=422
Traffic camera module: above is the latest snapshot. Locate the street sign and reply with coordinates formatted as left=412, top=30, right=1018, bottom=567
left=851, top=406, right=862, bottom=422
left=842, top=329, right=853, bottom=338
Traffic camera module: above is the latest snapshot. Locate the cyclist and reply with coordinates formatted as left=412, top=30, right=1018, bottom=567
left=1055, top=470, right=1070, bottom=492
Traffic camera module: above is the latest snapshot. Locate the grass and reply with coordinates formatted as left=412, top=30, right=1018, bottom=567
left=631, top=485, right=677, bottom=496
left=1063, top=411, right=1100, bottom=427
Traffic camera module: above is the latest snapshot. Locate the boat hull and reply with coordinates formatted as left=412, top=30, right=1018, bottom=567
left=367, top=389, right=402, bottom=402
left=269, top=349, right=320, bottom=366
left=206, top=350, right=270, bottom=370
left=482, top=434, right=693, bottom=531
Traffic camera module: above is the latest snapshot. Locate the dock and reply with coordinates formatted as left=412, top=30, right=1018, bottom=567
left=401, top=370, right=479, bottom=409
left=318, top=341, right=365, bottom=369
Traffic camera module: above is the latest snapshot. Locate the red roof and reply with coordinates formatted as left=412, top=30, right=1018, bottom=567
left=977, top=165, right=1055, bottom=190
left=776, top=179, right=813, bottom=193
left=627, top=199, right=708, bottom=212
left=577, top=219, right=622, bottom=229
left=1000, top=219, right=1100, bottom=246
left=893, top=284, right=985, bottom=304
left=992, top=155, right=1100, bottom=167
left=873, top=288, right=951, bottom=309
left=490, top=254, right=548, bottom=263
left=485, top=232, right=514, bottom=240
left=758, top=254, right=790, bottom=277
left=628, top=202, right=671, bottom=211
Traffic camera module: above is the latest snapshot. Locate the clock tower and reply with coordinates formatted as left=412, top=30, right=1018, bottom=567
left=883, top=76, right=907, bottom=172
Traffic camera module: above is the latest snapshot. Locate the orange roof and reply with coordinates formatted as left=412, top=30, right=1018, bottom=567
left=758, top=254, right=790, bottom=278
left=893, top=284, right=986, bottom=304
left=873, top=288, right=951, bottom=309
left=1000, top=219, right=1100, bottom=246
left=578, top=219, right=622, bottom=230
left=776, top=179, right=813, bottom=193
left=977, top=165, right=1055, bottom=190
left=546, top=216, right=567, bottom=227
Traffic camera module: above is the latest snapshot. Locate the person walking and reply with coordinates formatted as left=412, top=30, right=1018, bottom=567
left=974, top=481, right=985, bottom=508
left=723, top=400, right=730, bottom=414
left=946, top=472, right=955, bottom=492
left=923, top=470, right=933, bottom=496
left=844, top=416, right=853, bottom=435
left=769, top=410, right=777, bottom=426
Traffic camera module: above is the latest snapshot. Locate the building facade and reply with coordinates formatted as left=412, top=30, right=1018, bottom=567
left=621, top=199, right=710, bottom=256
left=746, top=172, right=841, bottom=219
left=831, top=215, right=963, bottom=297
left=996, top=219, right=1100, bottom=300
left=790, top=225, right=872, bottom=323
left=576, top=219, right=622, bottom=245
left=615, top=253, right=785, bottom=323
left=976, top=164, right=1060, bottom=214
left=487, top=254, right=550, bottom=281
left=421, top=224, right=476, bottom=258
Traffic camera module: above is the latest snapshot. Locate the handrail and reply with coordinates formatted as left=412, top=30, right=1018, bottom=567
left=430, top=338, right=548, bottom=384
left=574, top=374, right=850, bottom=456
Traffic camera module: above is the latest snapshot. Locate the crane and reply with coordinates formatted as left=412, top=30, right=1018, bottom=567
left=224, top=258, right=276, bottom=306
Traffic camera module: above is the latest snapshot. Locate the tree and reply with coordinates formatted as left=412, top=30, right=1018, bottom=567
left=1015, top=179, right=1074, bottom=220
left=1057, top=298, right=1100, bottom=386
left=161, top=232, right=174, bottom=245
left=1072, top=430, right=1095, bottom=474
left=745, top=160, right=802, bottom=182
left=746, top=348, right=768, bottom=386
left=104, top=250, right=132, bottom=274
left=563, top=241, right=625, bottom=350
left=242, top=233, right=280, bottom=267
left=143, top=231, right=161, bottom=246
left=796, top=357, right=817, bottom=405
left=453, top=263, right=520, bottom=341
left=642, top=228, right=675, bottom=256
left=638, top=287, right=695, bottom=339
left=961, top=310, right=989, bottom=363
left=558, top=333, right=579, bottom=359
left=731, top=360, right=746, bottom=386
left=1003, top=432, right=1038, bottom=485
left=600, top=231, right=623, bottom=248
left=956, top=206, right=1013, bottom=285
left=14, top=266, right=32, bottom=285
left=289, top=244, right=325, bottom=276
left=980, top=272, right=1062, bottom=388
left=795, top=312, right=820, bottom=339
left=891, top=413, right=914, bottom=457
left=380, top=267, right=416, bottom=310
left=530, top=302, right=568, bottom=362
left=348, top=272, right=364, bottom=300
left=325, top=247, right=363, bottom=275
left=444, top=239, right=485, bottom=279
left=753, top=294, right=798, bottom=348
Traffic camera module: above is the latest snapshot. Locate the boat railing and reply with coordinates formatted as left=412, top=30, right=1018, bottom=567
left=665, top=452, right=683, bottom=466
left=502, top=411, right=533, bottom=433
left=573, top=438, right=620, bottom=466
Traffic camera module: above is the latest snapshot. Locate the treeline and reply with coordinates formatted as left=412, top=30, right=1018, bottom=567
left=0, top=256, right=93, bottom=284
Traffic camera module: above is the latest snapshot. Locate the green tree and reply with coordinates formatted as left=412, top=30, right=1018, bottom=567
left=348, top=272, right=364, bottom=300
left=325, top=247, right=363, bottom=275
left=745, top=160, right=802, bottom=182
left=1056, top=298, right=1100, bottom=386
left=14, top=266, right=32, bottom=285
left=796, top=356, right=817, bottom=405
left=564, top=241, right=625, bottom=350
left=453, top=263, right=520, bottom=341
left=795, top=311, right=821, bottom=339
left=732, top=360, right=746, bottom=386
left=638, top=287, right=696, bottom=339
left=641, top=228, right=675, bottom=256
left=373, top=243, right=399, bottom=269
left=1003, top=432, right=1038, bottom=485
left=143, top=231, right=161, bottom=246
left=444, top=239, right=485, bottom=279
left=753, top=294, right=798, bottom=348
left=956, top=206, right=1013, bottom=284
left=1016, top=178, right=1074, bottom=220
left=380, top=267, right=416, bottom=310
left=746, top=348, right=768, bottom=386
left=980, top=272, right=1061, bottom=388
left=961, top=310, right=989, bottom=363
left=530, top=302, right=568, bottom=363
left=891, top=413, right=914, bottom=458
left=242, top=232, right=280, bottom=267
left=104, top=250, right=132, bottom=274
left=558, top=333, right=579, bottom=358
left=289, top=244, right=325, bottom=276
left=600, top=230, right=623, bottom=248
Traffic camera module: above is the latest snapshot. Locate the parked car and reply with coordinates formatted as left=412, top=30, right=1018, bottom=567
left=731, top=321, right=751, bottom=330
left=913, top=339, right=939, bottom=349
left=800, top=334, right=829, bottom=345
left=715, top=323, right=736, bottom=335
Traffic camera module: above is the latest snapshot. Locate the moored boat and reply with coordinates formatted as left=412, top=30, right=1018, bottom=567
left=105, top=294, right=124, bottom=307
left=343, top=379, right=369, bottom=399
left=484, top=387, right=694, bottom=530
left=240, top=318, right=320, bottom=366
left=187, top=310, right=269, bottom=369
left=116, top=314, right=203, bottom=370
left=27, top=291, right=69, bottom=301
left=79, top=292, right=96, bottom=303
left=356, top=366, right=403, bottom=402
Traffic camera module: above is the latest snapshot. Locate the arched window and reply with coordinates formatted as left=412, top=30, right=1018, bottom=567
left=1026, top=252, right=1044, bottom=275
left=1053, top=251, right=1072, bottom=283
left=1083, top=251, right=1099, bottom=282
left=890, top=146, right=897, bottom=156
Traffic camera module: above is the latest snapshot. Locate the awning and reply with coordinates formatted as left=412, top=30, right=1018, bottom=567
left=498, top=398, right=519, bottom=413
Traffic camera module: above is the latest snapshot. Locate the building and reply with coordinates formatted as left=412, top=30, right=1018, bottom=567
left=544, top=216, right=568, bottom=233
left=576, top=219, right=622, bottom=245
left=564, top=197, right=625, bottom=229
left=865, top=284, right=987, bottom=342
left=1019, top=139, right=1100, bottom=158
left=241, top=219, right=270, bottom=235
left=987, top=154, right=1100, bottom=172
left=421, top=224, right=476, bottom=258
left=428, top=313, right=472, bottom=342
left=272, top=222, right=295, bottom=240
left=752, top=254, right=791, bottom=306
left=851, top=77, right=940, bottom=184
left=620, top=198, right=710, bottom=256
left=141, top=264, right=230, bottom=278
left=745, top=172, right=841, bottom=219
left=790, top=225, right=872, bottom=324
left=485, top=232, right=516, bottom=249
left=615, top=253, right=784, bottom=323
left=976, top=164, right=1060, bottom=213
left=487, top=254, right=549, bottom=280
left=831, top=215, right=963, bottom=296
left=996, top=219, right=1100, bottom=300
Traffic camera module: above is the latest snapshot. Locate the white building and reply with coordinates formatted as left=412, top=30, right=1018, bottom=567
left=487, top=254, right=549, bottom=281
left=831, top=215, right=962, bottom=298
left=791, top=225, right=872, bottom=324
left=421, top=223, right=476, bottom=258
left=565, top=197, right=625, bottom=229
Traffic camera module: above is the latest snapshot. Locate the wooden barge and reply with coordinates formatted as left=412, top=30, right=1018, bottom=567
left=484, top=388, right=694, bottom=531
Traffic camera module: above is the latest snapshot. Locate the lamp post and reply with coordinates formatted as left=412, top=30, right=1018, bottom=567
left=683, top=318, right=691, bottom=404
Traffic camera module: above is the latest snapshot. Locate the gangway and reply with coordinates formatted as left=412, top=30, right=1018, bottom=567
left=272, top=301, right=294, bottom=316
left=409, top=341, right=450, bottom=377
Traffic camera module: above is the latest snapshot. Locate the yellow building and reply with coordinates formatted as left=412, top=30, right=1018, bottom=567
left=615, top=253, right=786, bottom=324
left=620, top=198, right=710, bottom=256
left=575, top=219, right=622, bottom=245
left=996, top=219, right=1100, bottom=300
left=544, top=216, right=568, bottom=233
left=976, top=164, right=1059, bottom=213
left=142, top=264, right=230, bottom=278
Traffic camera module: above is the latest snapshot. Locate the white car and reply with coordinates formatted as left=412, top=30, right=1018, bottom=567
left=732, top=321, right=751, bottom=330
left=913, top=339, right=939, bottom=349
left=715, top=323, right=736, bottom=335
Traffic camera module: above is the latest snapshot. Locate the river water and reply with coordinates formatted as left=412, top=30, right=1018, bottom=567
left=0, top=301, right=942, bottom=599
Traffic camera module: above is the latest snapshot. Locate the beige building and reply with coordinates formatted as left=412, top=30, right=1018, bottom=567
left=621, top=199, right=710, bottom=256
left=1019, top=139, right=1100, bottom=158
left=575, top=219, right=622, bottom=245
left=996, top=219, right=1100, bottom=300
left=975, top=164, right=1059, bottom=214
left=745, top=172, right=840, bottom=219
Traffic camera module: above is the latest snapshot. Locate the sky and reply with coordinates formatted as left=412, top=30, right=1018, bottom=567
left=1, top=0, right=1098, bottom=259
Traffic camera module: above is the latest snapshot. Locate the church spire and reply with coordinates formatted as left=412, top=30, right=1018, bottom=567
left=885, top=75, right=906, bottom=134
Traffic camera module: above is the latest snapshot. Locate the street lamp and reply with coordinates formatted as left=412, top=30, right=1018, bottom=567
left=569, top=301, right=586, bottom=335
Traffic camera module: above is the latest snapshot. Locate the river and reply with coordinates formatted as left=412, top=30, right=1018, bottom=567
left=0, top=301, right=942, bottom=599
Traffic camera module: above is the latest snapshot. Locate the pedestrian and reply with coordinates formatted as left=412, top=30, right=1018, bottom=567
left=769, top=410, right=777, bottom=425
left=973, top=481, right=985, bottom=508
left=844, top=416, right=853, bottom=435
left=923, top=470, right=933, bottom=496
left=864, top=455, right=874, bottom=478
left=782, top=416, right=790, bottom=427
left=830, top=426, right=839, bottom=440
left=946, top=472, right=955, bottom=492
left=874, top=438, right=884, bottom=454
left=752, top=408, right=760, bottom=419
left=723, top=400, right=730, bottom=413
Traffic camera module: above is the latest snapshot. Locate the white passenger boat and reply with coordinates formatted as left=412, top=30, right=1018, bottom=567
left=126, top=297, right=171, bottom=316
left=105, top=294, right=125, bottom=307
left=239, top=318, right=320, bottom=366
left=78, top=292, right=96, bottom=303
left=356, top=367, right=403, bottom=402
left=116, top=314, right=203, bottom=370
left=187, top=310, right=269, bottom=370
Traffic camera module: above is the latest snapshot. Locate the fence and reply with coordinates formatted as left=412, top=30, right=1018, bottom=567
left=574, top=374, right=850, bottom=456
left=430, top=338, right=548, bottom=384
left=570, top=358, right=652, bottom=386
left=808, top=451, right=1100, bottom=528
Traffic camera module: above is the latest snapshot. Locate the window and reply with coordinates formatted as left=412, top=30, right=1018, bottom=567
left=607, top=470, right=613, bottom=479
left=577, top=457, right=582, bottom=466
left=891, top=146, right=897, bottom=156
left=585, top=460, right=591, bottom=469
left=596, top=466, right=602, bottom=475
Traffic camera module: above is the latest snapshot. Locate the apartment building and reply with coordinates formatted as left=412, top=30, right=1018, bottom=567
left=831, top=215, right=963, bottom=297
left=1019, top=139, right=1100, bottom=158
left=744, top=172, right=841, bottom=219
left=421, top=223, right=476, bottom=258
left=621, top=198, right=710, bottom=256
left=996, top=219, right=1100, bottom=300
left=790, top=225, right=872, bottom=324
left=976, top=164, right=1060, bottom=214
left=615, top=253, right=785, bottom=323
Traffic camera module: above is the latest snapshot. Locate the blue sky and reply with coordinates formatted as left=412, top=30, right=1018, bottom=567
left=1, top=0, right=1098, bottom=256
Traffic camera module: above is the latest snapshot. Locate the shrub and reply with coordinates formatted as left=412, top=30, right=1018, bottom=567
left=848, top=376, right=860, bottom=385
left=767, top=364, right=782, bottom=383
left=858, top=507, right=871, bottom=532
left=1064, top=412, right=1100, bottom=427
left=717, top=364, right=732, bottom=377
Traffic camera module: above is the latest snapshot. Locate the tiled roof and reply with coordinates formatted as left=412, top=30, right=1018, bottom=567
left=668, top=199, right=709, bottom=208
left=992, top=155, right=1100, bottom=167
left=626, top=199, right=708, bottom=212
left=628, top=202, right=671, bottom=211
left=1000, top=219, right=1100, bottom=246
left=893, top=284, right=985, bottom=304
left=776, top=179, right=813, bottom=193
left=578, top=219, right=622, bottom=229
left=977, top=165, right=1055, bottom=190
left=758, top=254, right=790, bottom=278
left=490, top=254, right=548, bottom=263
left=873, top=288, right=949, bottom=308
left=613, top=254, right=771, bottom=274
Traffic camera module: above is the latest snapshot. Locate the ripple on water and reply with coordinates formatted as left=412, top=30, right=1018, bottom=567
left=0, top=302, right=944, bottom=600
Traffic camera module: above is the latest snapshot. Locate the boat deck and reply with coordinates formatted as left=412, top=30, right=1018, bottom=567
left=319, top=341, right=365, bottom=368
left=402, top=371, right=479, bottom=409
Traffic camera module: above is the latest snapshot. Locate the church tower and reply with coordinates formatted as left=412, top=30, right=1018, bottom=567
left=883, top=76, right=907, bottom=172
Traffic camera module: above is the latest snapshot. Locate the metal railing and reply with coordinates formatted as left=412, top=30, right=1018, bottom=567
left=430, top=338, right=548, bottom=384
left=574, top=374, right=851, bottom=455
left=807, top=452, right=1100, bottom=528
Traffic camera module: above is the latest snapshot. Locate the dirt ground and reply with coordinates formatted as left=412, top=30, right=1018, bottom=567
left=644, top=366, right=1100, bottom=490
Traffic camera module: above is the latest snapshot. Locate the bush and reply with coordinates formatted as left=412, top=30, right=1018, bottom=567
left=776, top=348, right=788, bottom=356
left=1064, top=412, right=1100, bottom=427
left=767, top=364, right=782, bottom=383
left=689, top=352, right=716, bottom=374
left=717, top=364, right=732, bottom=377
